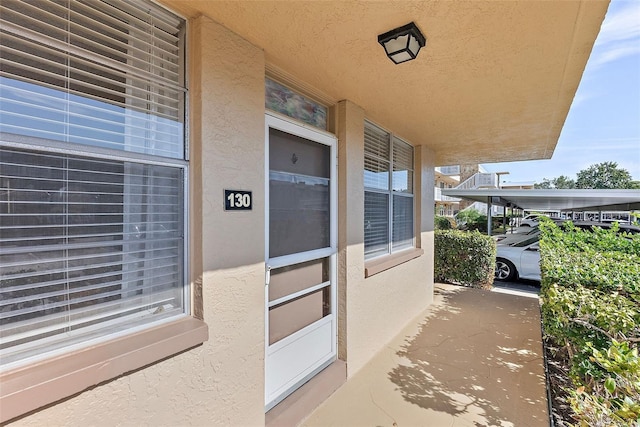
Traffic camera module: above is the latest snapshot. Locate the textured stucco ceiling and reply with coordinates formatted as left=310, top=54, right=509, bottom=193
left=160, top=0, right=609, bottom=165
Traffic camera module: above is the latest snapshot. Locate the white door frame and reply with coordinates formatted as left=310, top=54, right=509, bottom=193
left=264, top=112, right=337, bottom=410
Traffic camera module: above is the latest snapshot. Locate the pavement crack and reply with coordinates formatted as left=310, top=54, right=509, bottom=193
left=370, top=390, right=397, bottom=427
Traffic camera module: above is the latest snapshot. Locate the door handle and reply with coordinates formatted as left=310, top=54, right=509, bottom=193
left=265, top=264, right=271, bottom=286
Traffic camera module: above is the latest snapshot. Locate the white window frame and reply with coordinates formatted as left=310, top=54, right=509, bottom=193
left=364, top=120, right=415, bottom=260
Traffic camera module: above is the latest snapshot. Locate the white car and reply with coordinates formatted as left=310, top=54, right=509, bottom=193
left=494, top=236, right=541, bottom=281
left=494, top=221, right=640, bottom=282
left=518, top=214, right=548, bottom=227
left=494, top=226, right=541, bottom=245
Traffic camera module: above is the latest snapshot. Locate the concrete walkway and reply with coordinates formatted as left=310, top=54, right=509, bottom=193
left=303, top=283, right=548, bottom=427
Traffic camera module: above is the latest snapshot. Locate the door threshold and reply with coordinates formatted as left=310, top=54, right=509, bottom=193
left=266, top=360, right=346, bottom=427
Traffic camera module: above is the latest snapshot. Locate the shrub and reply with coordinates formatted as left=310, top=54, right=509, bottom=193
left=539, top=221, right=640, bottom=300
left=541, top=283, right=640, bottom=380
left=541, top=220, right=640, bottom=258
left=568, top=341, right=640, bottom=426
left=539, top=219, right=640, bottom=426
left=434, top=229, right=495, bottom=289
left=435, top=215, right=454, bottom=230
left=455, top=208, right=487, bottom=232
left=541, top=250, right=640, bottom=300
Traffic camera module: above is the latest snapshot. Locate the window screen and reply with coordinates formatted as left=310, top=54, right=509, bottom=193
left=364, top=122, right=414, bottom=260
left=0, top=0, right=187, bottom=367
left=269, top=129, right=330, bottom=258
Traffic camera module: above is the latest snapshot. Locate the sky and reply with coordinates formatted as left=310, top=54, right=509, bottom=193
left=482, top=0, right=640, bottom=185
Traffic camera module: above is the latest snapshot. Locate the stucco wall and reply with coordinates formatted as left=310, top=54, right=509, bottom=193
left=8, top=9, right=438, bottom=424
left=336, top=101, right=435, bottom=377
left=10, top=15, right=267, bottom=427
left=194, top=14, right=266, bottom=426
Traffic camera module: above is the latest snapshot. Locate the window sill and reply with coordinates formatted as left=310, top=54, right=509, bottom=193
left=364, top=248, right=424, bottom=278
left=0, top=317, right=208, bottom=424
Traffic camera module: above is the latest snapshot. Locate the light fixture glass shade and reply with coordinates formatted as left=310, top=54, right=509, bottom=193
left=378, top=22, right=426, bottom=64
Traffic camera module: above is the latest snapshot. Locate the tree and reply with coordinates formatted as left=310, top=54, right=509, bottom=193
left=552, top=175, right=577, bottom=189
left=534, top=179, right=552, bottom=189
left=455, top=208, right=483, bottom=225
left=534, top=175, right=576, bottom=189
left=455, top=208, right=489, bottom=232
left=575, top=162, right=639, bottom=189
left=534, top=162, right=639, bottom=189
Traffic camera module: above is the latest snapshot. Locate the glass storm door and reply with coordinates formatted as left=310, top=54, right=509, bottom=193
left=264, top=113, right=337, bottom=411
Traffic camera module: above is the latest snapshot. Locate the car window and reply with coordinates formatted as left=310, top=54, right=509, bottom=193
left=512, top=235, right=540, bottom=247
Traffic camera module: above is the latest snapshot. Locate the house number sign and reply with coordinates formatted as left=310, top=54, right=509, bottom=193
left=224, top=190, right=252, bottom=211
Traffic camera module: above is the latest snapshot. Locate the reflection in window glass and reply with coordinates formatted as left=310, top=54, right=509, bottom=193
left=0, top=77, right=184, bottom=159
left=365, top=156, right=390, bottom=190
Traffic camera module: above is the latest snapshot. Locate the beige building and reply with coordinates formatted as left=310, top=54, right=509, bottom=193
left=435, top=167, right=461, bottom=217
left=0, top=1, right=607, bottom=425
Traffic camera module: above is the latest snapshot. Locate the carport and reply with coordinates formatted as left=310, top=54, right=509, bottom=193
left=441, top=188, right=640, bottom=234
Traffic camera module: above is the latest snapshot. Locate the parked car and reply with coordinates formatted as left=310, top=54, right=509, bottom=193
left=494, top=221, right=640, bottom=282
left=493, top=226, right=541, bottom=245
left=518, top=214, right=549, bottom=227
left=494, top=218, right=563, bottom=245
left=495, top=235, right=541, bottom=281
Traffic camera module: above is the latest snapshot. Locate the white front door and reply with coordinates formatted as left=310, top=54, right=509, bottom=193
left=264, top=113, right=337, bottom=411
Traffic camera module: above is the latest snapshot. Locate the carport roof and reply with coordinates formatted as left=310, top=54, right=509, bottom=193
left=441, top=189, right=640, bottom=211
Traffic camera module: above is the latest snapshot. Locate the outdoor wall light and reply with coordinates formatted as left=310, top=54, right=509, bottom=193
left=378, top=22, right=426, bottom=64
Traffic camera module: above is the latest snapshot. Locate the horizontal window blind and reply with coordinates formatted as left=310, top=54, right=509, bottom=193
left=392, top=194, right=414, bottom=250
left=364, top=191, right=389, bottom=259
left=0, top=0, right=187, bottom=367
left=392, top=137, right=413, bottom=193
left=364, top=124, right=389, bottom=159
left=364, top=121, right=414, bottom=260
left=0, top=147, right=185, bottom=364
left=364, top=122, right=390, bottom=190
left=0, top=0, right=185, bottom=159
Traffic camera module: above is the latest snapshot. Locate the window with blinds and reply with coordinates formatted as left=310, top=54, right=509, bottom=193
left=364, top=122, right=414, bottom=260
left=0, top=0, right=187, bottom=367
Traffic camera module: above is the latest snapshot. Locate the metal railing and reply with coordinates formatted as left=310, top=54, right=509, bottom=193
left=434, top=187, right=461, bottom=202
left=455, top=172, right=499, bottom=189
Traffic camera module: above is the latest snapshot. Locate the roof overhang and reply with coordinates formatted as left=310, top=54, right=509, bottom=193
left=442, top=189, right=640, bottom=211
left=160, top=0, right=609, bottom=165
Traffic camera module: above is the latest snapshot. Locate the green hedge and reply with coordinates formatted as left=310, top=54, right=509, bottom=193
left=541, top=250, right=640, bottom=299
left=434, top=229, right=495, bottom=289
left=540, top=220, right=640, bottom=301
left=539, top=220, right=640, bottom=425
